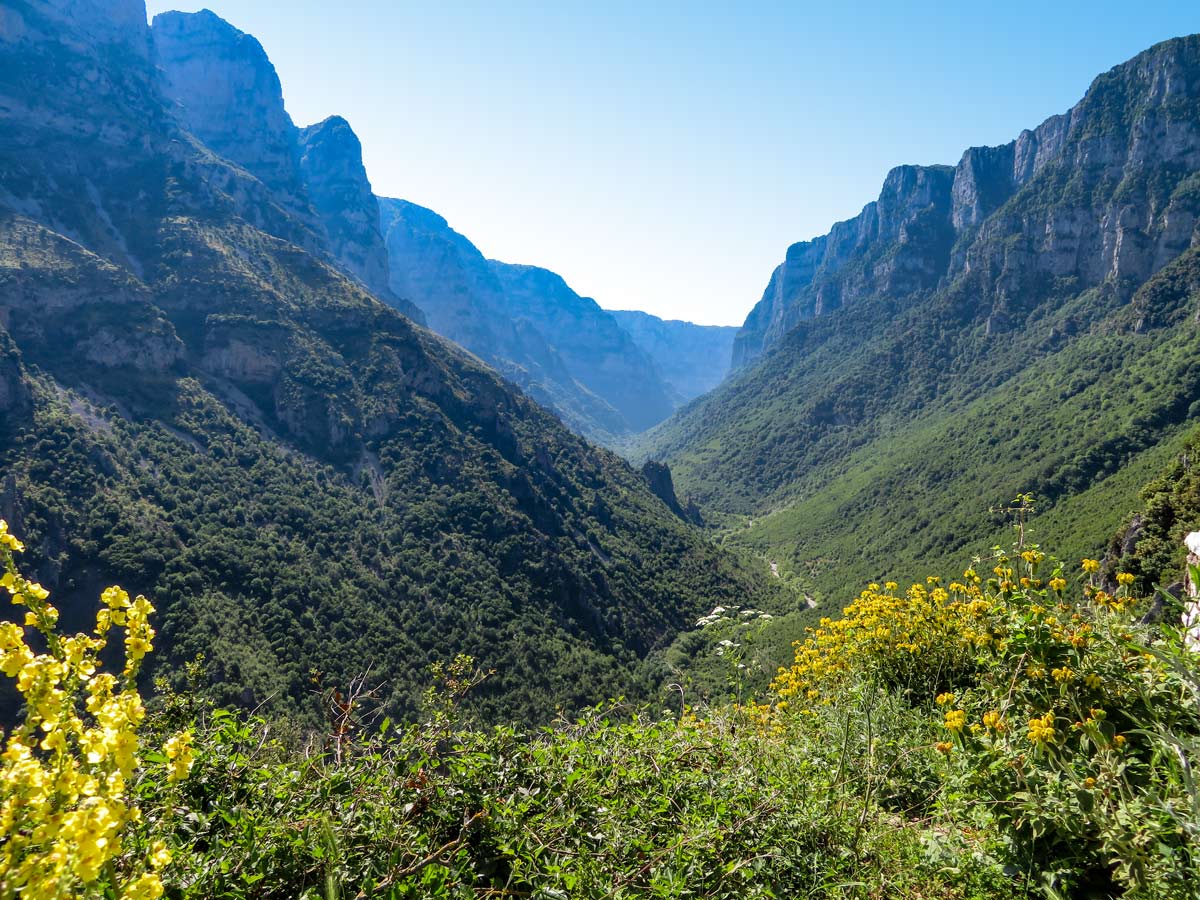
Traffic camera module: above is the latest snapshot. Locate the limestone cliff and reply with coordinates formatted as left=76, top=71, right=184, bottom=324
left=734, top=35, right=1200, bottom=368
left=152, top=10, right=314, bottom=224
left=733, top=164, right=955, bottom=368
left=151, top=11, right=422, bottom=321
left=297, top=116, right=394, bottom=302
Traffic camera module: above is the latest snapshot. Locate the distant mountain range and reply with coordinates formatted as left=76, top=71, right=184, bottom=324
left=0, top=0, right=774, bottom=722
left=606, top=310, right=737, bottom=405
left=149, top=8, right=731, bottom=443
left=642, top=33, right=1200, bottom=600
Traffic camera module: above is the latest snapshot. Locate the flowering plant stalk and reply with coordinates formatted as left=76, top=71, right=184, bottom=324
left=0, top=520, right=192, bottom=900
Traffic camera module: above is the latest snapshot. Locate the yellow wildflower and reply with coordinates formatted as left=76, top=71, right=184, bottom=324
left=1051, top=666, right=1075, bottom=684
left=982, top=710, right=1006, bottom=732
left=944, top=709, right=967, bottom=733
left=1027, top=712, right=1057, bottom=746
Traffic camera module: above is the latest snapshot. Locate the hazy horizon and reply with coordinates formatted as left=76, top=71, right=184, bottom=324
left=144, top=1, right=1199, bottom=326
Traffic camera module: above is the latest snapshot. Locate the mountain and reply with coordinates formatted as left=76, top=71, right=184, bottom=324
left=0, top=0, right=777, bottom=723
left=151, top=9, right=685, bottom=444
left=377, top=197, right=678, bottom=440
left=607, top=309, right=738, bottom=404
left=640, top=35, right=1200, bottom=602
left=376, top=197, right=629, bottom=441
left=489, top=262, right=676, bottom=432
left=150, top=10, right=417, bottom=319
left=296, top=115, right=395, bottom=302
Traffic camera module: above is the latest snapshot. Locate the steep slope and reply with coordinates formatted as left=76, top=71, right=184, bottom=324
left=377, top=198, right=629, bottom=441
left=642, top=35, right=1200, bottom=603
left=378, top=197, right=682, bottom=441
left=150, top=10, right=418, bottom=320
left=0, top=0, right=776, bottom=723
left=151, top=9, right=316, bottom=229
left=607, top=309, right=738, bottom=404
left=297, top=115, right=395, bottom=302
left=490, top=262, right=676, bottom=432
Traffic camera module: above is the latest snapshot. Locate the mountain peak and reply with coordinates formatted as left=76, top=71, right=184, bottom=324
left=296, top=115, right=396, bottom=303
left=152, top=8, right=310, bottom=217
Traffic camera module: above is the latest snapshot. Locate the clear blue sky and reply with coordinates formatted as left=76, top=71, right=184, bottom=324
left=144, top=1, right=1198, bottom=325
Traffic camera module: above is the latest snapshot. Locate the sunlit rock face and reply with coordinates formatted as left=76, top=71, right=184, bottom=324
left=152, top=9, right=313, bottom=222
left=734, top=35, right=1200, bottom=370
left=297, top=116, right=394, bottom=302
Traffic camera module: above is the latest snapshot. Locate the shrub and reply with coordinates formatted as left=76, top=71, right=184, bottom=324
left=775, top=544, right=1200, bottom=897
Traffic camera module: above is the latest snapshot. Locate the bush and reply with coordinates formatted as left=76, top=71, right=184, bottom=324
left=774, top=544, right=1200, bottom=897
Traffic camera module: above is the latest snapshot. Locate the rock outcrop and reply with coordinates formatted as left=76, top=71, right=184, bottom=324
left=0, top=326, right=31, bottom=425
left=641, top=460, right=702, bottom=525
left=297, top=116, right=394, bottom=302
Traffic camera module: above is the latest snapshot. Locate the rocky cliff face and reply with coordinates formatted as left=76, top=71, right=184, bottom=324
left=733, top=164, right=955, bottom=367
left=734, top=36, right=1200, bottom=368
left=151, top=11, right=421, bottom=321
left=490, top=262, right=676, bottom=433
left=379, top=197, right=520, bottom=359
left=950, top=39, right=1200, bottom=311
left=6, top=0, right=150, bottom=55
left=607, top=309, right=737, bottom=404
left=152, top=10, right=314, bottom=225
left=297, top=116, right=394, bottom=302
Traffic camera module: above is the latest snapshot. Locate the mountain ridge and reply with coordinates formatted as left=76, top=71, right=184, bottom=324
left=732, top=35, right=1200, bottom=372
left=643, top=33, right=1200, bottom=604
left=0, top=0, right=778, bottom=723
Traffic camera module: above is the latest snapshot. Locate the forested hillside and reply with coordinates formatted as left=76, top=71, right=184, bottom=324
left=0, top=0, right=777, bottom=724
left=642, top=35, right=1200, bottom=603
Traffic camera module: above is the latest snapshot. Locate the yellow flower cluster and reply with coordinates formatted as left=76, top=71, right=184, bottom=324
left=774, top=550, right=1154, bottom=775
left=163, top=731, right=194, bottom=783
left=1027, top=711, right=1057, bottom=746
left=772, top=572, right=992, bottom=705
left=0, top=521, right=191, bottom=900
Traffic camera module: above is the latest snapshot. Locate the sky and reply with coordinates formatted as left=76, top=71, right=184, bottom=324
left=143, top=2, right=1199, bottom=326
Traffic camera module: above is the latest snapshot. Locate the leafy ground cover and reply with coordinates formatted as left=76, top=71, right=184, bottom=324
left=5, top=522, right=1199, bottom=898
